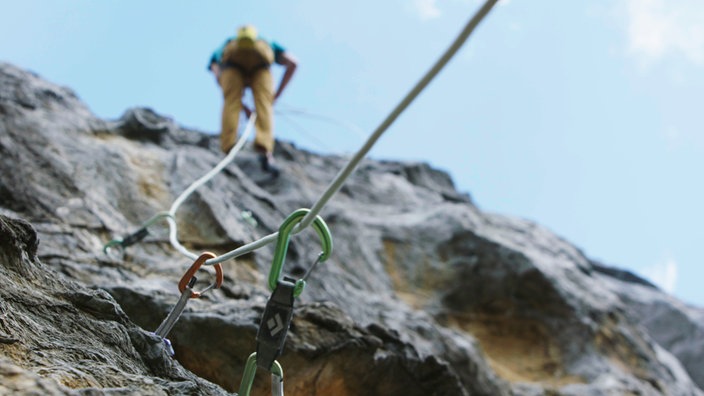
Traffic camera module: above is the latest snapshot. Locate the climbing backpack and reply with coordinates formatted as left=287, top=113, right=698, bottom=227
left=221, top=26, right=274, bottom=74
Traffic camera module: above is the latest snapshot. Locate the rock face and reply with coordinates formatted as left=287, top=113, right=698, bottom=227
left=1, top=61, right=703, bottom=395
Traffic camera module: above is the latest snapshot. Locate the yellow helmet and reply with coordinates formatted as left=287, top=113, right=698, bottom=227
left=237, top=25, right=258, bottom=42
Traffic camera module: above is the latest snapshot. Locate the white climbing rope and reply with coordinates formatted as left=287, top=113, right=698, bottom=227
left=167, top=114, right=257, bottom=260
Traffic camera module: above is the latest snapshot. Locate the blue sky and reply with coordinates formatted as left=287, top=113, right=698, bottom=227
left=2, top=0, right=703, bottom=307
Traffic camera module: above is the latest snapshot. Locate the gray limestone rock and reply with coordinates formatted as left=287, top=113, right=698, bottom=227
left=1, top=60, right=703, bottom=395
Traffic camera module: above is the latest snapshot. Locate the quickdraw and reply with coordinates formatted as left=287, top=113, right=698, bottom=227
left=103, top=211, right=173, bottom=255
left=153, top=252, right=223, bottom=355
left=238, top=209, right=333, bottom=395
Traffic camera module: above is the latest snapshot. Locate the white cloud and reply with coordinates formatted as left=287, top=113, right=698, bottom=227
left=623, top=0, right=704, bottom=66
left=414, top=0, right=442, bottom=20
left=640, top=259, right=678, bottom=293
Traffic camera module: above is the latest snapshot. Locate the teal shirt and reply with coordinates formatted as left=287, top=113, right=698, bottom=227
left=208, top=36, right=285, bottom=70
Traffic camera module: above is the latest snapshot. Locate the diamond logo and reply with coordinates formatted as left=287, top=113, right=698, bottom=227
left=267, top=313, right=284, bottom=336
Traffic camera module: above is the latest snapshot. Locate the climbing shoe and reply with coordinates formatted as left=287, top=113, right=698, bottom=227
left=258, top=153, right=280, bottom=178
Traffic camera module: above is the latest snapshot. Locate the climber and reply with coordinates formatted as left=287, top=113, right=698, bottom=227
left=208, top=24, right=298, bottom=177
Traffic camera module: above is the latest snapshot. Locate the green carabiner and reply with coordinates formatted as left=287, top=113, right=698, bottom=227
left=238, top=352, right=284, bottom=396
left=268, top=209, right=333, bottom=297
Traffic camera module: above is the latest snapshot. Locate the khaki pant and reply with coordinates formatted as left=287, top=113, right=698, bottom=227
left=219, top=40, right=275, bottom=154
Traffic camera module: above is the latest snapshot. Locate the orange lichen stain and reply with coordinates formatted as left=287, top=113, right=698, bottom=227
left=448, top=314, right=585, bottom=387
left=35, top=367, right=103, bottom=390
left=137, top=176, right=167, bottom=202
left=130, top=154, right=169, bottom=202
left=0, top=344, right=27, bottom=365
left=59, top=376, right=99, bottom=389
left=381, top=240, right=448, bottom=309
left=382, top=241, right=404, bottom=287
